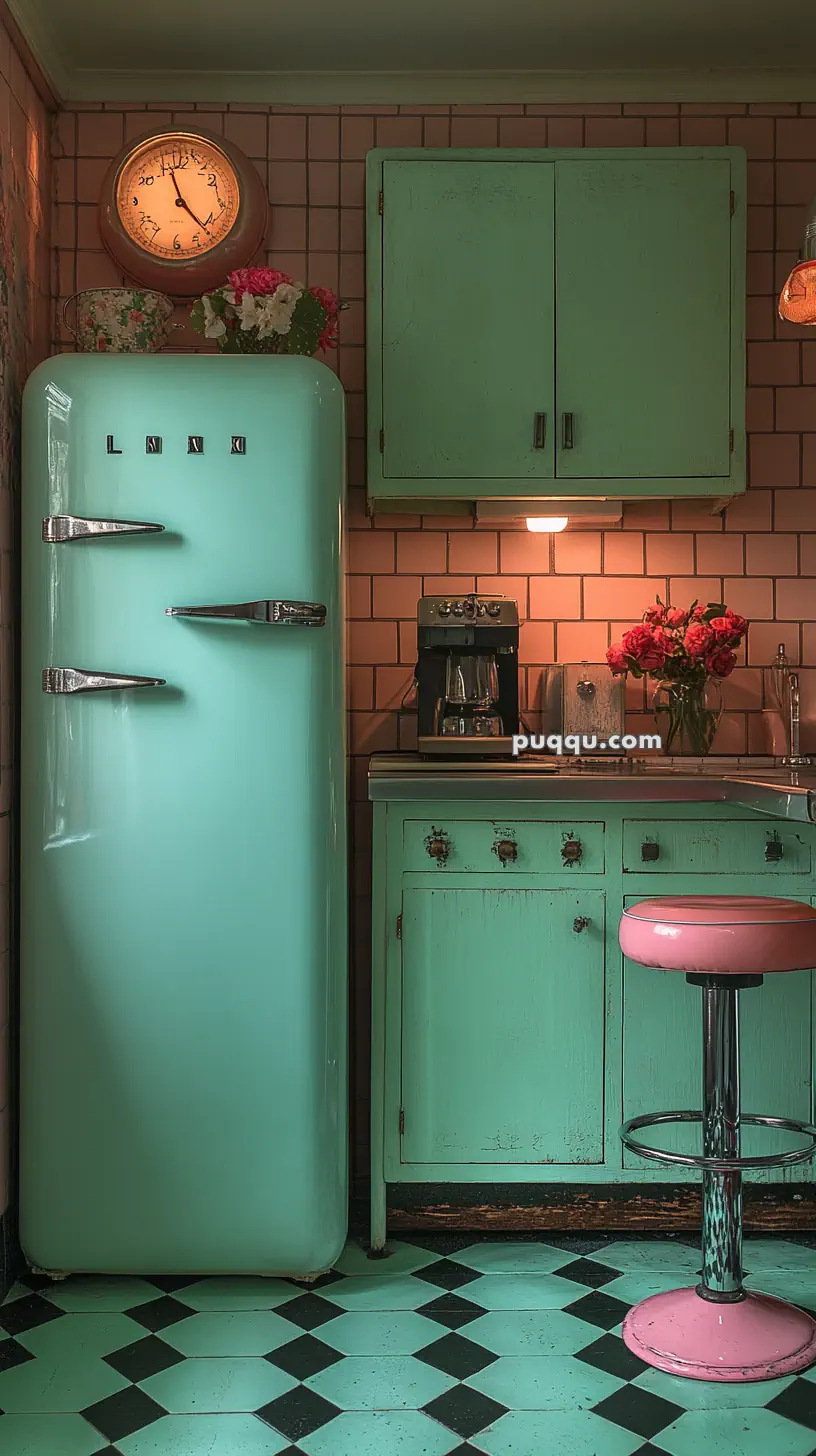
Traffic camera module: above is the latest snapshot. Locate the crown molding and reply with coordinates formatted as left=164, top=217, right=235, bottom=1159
left=4, top=0, right=67, bottom=102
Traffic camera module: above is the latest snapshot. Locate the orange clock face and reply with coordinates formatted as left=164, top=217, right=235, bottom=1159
left=115, top=133, right=240, bottom=261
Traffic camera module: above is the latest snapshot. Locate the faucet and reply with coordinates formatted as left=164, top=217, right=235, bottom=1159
left=775, top=644, right=812, bottom=766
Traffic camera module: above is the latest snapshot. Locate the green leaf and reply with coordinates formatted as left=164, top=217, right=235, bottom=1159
left=285, top=291, right=326, bottom=356
left=189, top=299, right=206, bottom=335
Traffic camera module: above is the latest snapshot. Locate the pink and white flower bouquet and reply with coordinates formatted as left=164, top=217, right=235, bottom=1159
left=190, top=266, right=345, bottom=356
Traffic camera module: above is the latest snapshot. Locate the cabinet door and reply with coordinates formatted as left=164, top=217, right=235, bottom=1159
left=555, top=158, right=733, bottom=482
left=380, top=160, right=555, bottom=487
left=400, top=883, right=605, bottom=1165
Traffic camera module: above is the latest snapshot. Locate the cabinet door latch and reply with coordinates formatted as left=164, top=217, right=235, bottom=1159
left=396, top=913, right=402, bottom=940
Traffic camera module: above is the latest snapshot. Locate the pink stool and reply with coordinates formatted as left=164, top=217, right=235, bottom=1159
left=619, top=895, right=816, bottom=1382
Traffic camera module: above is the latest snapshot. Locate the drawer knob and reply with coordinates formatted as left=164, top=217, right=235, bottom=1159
left=493, top=838, right=518, bottom=865
left=641, top=841, right=660, bottom=862
left=573, top=916, right=591, bottom=933
left=765, top=837, right=784, bottom=863
left=562, top=837, right=583, bottom=864
left=425, top=829, right=451, bottom=863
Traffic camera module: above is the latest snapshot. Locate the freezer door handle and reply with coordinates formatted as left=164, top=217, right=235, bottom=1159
left=166, top=599, right=327, bottom=626
left=43, top=515, right=165, bottom=542
left=43, top=668, right=166, bottom=694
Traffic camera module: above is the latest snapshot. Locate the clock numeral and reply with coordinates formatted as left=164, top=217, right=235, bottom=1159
left=207, top=174, right=218, bottom=186
left=132, top=196, right=138, bottom=207
left=191, top=232, right=202, bottom=249
left=138, top=174, right=154, bottom=186
left=172, top=235, right=182, bottom=251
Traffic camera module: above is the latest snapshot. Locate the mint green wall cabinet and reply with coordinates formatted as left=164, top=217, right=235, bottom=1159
left=370, top=803, right=813, bottom=1250
left=366, top=149, right=746, bottom=510
left=400, top=883, right=605, bottom=1166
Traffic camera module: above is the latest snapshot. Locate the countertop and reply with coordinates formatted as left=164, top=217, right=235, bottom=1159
left=367, top=753, right=816, bottom=822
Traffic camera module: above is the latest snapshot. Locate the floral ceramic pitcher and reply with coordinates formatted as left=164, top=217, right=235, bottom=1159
left=63, top=289, right=177, bottom=353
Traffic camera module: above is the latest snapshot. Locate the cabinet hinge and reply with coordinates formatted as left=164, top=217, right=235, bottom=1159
left=396, top=912, right=402, bottom=939
left=729, top=427, right=734, bottom=452
left=730, top=189, right=735, bottom=216
left=399, top=1107, right=405, bottom=1135
left=378, top=189, right=384, bottom=216
left=379, top=428, right=385, bottom=454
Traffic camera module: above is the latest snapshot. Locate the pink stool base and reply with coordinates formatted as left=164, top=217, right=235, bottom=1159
left=623, top=1286, right=816, bottom=1381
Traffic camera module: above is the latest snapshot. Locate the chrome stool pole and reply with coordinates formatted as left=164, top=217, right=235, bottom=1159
left=700, top=983, right=742, bottom=1302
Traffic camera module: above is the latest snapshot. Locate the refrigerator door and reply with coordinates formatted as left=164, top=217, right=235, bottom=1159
left=21, top=354, right=347, bottom=1275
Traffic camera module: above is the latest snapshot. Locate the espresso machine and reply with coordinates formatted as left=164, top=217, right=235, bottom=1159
left=415, top=594, right=520, bottom=756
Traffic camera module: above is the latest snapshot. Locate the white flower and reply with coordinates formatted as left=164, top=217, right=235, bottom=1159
left=273, top=282, right=302, bottom=310
left=202, top=296, right=226, bottom=339
left=237, top=293, right=261, bottom=331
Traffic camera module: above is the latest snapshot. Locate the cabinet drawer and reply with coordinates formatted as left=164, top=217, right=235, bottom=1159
left=622, top=820, right=811, bottom=875
left=404, top=819, right=605, bottom=873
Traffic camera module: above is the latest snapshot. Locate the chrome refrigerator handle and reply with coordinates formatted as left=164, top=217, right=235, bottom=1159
left=166, top=600, right=327, bottom=627
left=43, top=515, right=165, bottom=542
left=43, top=668, right=166, bottom=694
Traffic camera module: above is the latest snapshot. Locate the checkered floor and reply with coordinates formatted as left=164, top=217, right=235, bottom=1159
left=1, top=1235, right=816, bottom=1454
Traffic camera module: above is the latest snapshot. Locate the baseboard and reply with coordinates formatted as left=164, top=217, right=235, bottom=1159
left=0, top=1203, right=24, bottom=1301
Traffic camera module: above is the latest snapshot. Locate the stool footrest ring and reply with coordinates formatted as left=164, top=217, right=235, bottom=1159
left=620, top=1110, right=816, bottom=1171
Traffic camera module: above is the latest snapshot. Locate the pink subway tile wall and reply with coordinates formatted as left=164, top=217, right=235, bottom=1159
left=0, top=18, right=51, bottom=1210
left=53, top=100, right=816, bottom=1182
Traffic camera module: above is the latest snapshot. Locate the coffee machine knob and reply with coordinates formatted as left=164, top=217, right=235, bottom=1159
left=438, top=601, right=452, bottom=617
left=486, top=603, right=501, bottom=618
left=452, top=602, right=464, bottom=617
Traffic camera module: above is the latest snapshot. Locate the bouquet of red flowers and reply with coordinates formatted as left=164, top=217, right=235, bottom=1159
left=191, top=266, right=345, bottom=356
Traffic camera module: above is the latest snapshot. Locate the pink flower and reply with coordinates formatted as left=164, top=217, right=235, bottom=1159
left=643, top=604, right=666, bottom=625
left=96, top=336, right=106, bottom=351
left=606, top=644, right=629, bottom=675
left=691, top=603, right=709, bottom=619
left=724, top=608, right=748, bottom=638
left=684, top=622, right=714, bottom=657
left=709, top=615, right=739, bottom=645
left=622, top=624, right=667, bottom=672
left=652, top=625, right=681, bottom=655
left=310, top=285, right=341, bottom=351
left=706, top=646, right=737, bottom=677
left=129, top=310, right=144, bottom=323
left=228, top=266, right=292, bottom=302
left=665, top=607, right=688, bottom=627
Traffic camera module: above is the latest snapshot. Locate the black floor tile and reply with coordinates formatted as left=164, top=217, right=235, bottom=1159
left=273, top=1292, right=340, bottom=1331
left=0, top=1293, right=64, bottom=1336
left=104, top=1334, right=185, bottom=1382
left=413, top=1259, right=481, bottom=1292
left=575, top=1332, right=650, bottom=1381
left=125, top=1295, right=196, bottom=1333
left=423, top=1385, right=509, bottom=1438
left=415, top=1332, right=498, bottom=1380
left=285, top=1270, right=343, bottom=1292
left=0, top=1337, right=34, bottom=1374
left=265, top=1334, right=344, bottom=1380
left=563, top=1290, right=632, bottom=1331
left=555, top=1257, right=619, bottom=1289
left=418, top=1293, right=487, bottom=1327
left=397, top=1233, right=486, bottom=1257
left=592, top=1385, right=685, bottom=1440
left=141, top=1275, right=200, bottom=1294
left=256, top=1387, right=341, bottom=1441
left=767, top=1376, right=816, bottom=1432
left=83, top=1387, right=167, bottom=1443
left=632, top=1446, right=673, bottom=1456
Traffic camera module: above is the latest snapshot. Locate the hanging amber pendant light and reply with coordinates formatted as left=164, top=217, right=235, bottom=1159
left=779, top=206, right=816, bottom=324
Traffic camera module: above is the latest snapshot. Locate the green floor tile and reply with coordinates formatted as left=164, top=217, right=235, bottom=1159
left=175, top=1278, right=299, bottom=1311
left=603, top=1272, right=693, bottom=1305
left=455, top=1242, right=574, bottom=1276
left=465, top=1309, right=601, bottom=1357
left=599, top=1242, right=701, bottom=1275
left=305, top=1354, right=456, bottom=1409
left=744, top=1270, right=816, bottom=1309
left=461, top=1274, right=582, bottom=1311
left=46, top=1277, right=164, bottom=1312
left=333, top=1241, right=442, bottom=1278
left=634, top=1364, right=795, bottom=1410
left=320, top=1275, right=439, bottom=1311
left=139, top=1356, right=296, bottom=1413
left=119, top=1413, right=290, bottom=1455
left=0, top=1413, right=105, bottom=1455
left=466, top=1354, right=624, bottom=1410
left=743, top=1241, right=816, bottom=1271
left=299, top=1410, right=461, bottom=1456
left=319, top=1310, right=445, bottom=1355
left=160, top=1310, right=303, bottom=1356
left=17, top=1311, right=146, bottom=1361
left=0, top=1353, right=127, bottom=1413
left=471, top=1409, right=644, bottom=1456
left=655, top=1406, right=816, bottom=1456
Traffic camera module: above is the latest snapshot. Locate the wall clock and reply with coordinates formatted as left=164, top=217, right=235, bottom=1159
left=98, top=129, right=269, bottom=296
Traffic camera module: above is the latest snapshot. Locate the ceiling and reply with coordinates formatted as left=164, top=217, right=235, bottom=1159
left=11, top=0, right=816, bottom=103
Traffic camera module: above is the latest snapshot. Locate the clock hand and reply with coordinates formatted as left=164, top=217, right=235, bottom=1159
left=168, top=169, right=211, bottom=232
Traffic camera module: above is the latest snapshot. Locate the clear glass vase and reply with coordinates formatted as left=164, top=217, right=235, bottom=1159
left=652, top=679, right=723, bottom=757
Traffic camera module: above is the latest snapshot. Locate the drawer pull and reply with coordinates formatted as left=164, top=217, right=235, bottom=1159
left=532, top=412, right=547, bottom=450
left=573, top=916, right=591, bottom=933
left=425, top=829, right=451, bottom=864
left=562, top=837, right=583, bottom=865
left=765, top=837, right=784, bottom=863
left=493, top=838, right=518, bottom=866
left=641, top=841, right=660, bottom=862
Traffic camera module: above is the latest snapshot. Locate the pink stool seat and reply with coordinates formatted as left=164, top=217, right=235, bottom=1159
left=620, top=895, right=816, bottom=976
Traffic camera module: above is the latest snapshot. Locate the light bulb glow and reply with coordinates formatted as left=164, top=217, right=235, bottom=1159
left=526, top=516, right=569, bottom=533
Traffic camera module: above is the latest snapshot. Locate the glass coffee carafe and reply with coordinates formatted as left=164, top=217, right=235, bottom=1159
left=440, top=653, right=503, bottom=737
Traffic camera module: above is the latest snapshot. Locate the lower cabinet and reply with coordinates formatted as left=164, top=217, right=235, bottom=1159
left=400, top=882, right=605, bottom=1167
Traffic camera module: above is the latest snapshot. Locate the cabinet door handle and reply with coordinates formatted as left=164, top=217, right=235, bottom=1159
left=532, top=412, right=547, bottom=450
left=561, top=837, right=583, bottom=864
left=573, top=916, right=591, bottom=933
left=43, top=514, right=165, bottom=542
left=561, top=412, right=574, bottom=450
left=43, top=667, right=166, bottom=694
left=765, top=838, right=784, bottom=862
left=493, top=838, right=518, bottom=865
left=641, top=841, right=660, bottom=862
left=425, top=829, right=451, bottom=863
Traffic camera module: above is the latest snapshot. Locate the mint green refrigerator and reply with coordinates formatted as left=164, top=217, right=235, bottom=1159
left=20, top=354, right=347, bottom=1275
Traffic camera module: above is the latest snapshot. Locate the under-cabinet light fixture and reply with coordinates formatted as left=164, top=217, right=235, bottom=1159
left=779, top=194, right=816, bottom=324
left=526, top=516, right=568, bottom=533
